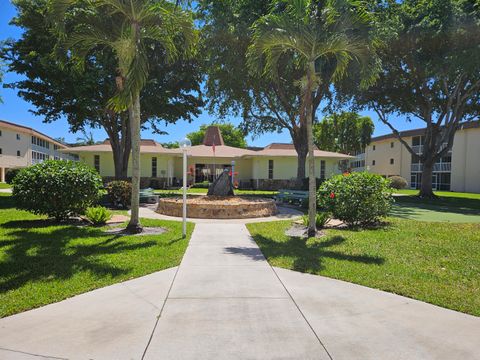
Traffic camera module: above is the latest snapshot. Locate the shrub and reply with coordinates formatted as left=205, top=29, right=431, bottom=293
left=105, top=180, right=132, bottom=208
left=12, top=160, right=102, bottom=221
left=5, top=168, right=21, bottom=184
left=84, top=206, right=112, bottom=225
left=318, top=172, right=393, bottom=226
left=302, top=212, right=330, bottom=228
left=389, top=175, right=408, bottom=190
left=191, top=181, right=210, bottom=189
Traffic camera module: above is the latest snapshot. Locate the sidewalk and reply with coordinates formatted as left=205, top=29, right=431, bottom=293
left=0, top=221, right=478, bottom=359
left=143, top=223, right=330, bottom=359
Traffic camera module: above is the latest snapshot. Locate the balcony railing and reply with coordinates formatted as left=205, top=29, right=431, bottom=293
left=411, top=162, right=451, bottom=172
left=411, top=143, right=451, bottom=155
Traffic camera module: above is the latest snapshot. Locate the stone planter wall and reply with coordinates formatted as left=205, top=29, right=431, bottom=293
left=157, top=196, right=277, bottom=219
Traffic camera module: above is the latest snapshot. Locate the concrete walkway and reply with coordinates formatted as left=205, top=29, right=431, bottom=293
left=0, top=222, right=479, bottom=359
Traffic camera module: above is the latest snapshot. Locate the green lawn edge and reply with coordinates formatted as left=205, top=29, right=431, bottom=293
left=0, top=194, right=194, bottom=318
left=246, top=219, right=480, bottom=317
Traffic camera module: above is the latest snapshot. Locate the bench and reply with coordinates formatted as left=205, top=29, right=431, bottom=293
left=275, top=189, right=309, bottom=206
left=139, top=188, right=159, bottom=204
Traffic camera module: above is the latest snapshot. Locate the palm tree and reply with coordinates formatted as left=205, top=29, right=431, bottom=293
left=50, top=0, right=197, bottom=233
left=76, top=129, right=96, bottom=145
left=248, top=0, right=376, bottom=236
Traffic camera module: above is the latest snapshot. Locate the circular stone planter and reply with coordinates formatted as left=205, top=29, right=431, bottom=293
left=156, top=196, right=277, bottom=219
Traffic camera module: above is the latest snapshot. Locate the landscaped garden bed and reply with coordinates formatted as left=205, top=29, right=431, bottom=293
left=246, top=218, right=480, bottom=316
left=0, top=193, right=193, bottom=318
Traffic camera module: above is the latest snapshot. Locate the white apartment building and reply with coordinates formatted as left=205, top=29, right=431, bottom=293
left=0, top=120, right=78, bottom=182
left=350, top=121, right=480, bottom=193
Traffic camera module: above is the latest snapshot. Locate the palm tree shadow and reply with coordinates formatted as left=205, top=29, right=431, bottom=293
left=0, top=221, right=157, bottom=294
left=245, top=234, right=384, bottom=273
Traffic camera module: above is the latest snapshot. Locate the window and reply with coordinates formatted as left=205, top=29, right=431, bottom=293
left=94, top=155, right=100, bottom=172
left=31, top=151, right=49, bottom=164
left=390, top=158, right=394, bottom=165
left=268, top=160, right=274, bottom=179
left=17, top=150, right=21, bottom=157
left=0, top=148, right=2, bottom=154
left=0, top=130, right=2, bottom=136
left=372, top=145, right=376, bottom=151
left=320, top=160, right=326, bottom=180
left=16, top=134, right=21, bottom=140
left=372, top=160, right=376, bottom=166
left=31, top=136, right=50, bottom=149
left=152, top=157, right=157, bottom=177
left=390, top=142, right=394, bottom=148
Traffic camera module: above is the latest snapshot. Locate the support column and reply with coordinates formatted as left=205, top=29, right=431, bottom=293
left=0, top=167, right=5, bottom=183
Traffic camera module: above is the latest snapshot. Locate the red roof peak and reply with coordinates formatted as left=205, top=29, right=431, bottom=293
left=203, top=126, right=225, bottom=146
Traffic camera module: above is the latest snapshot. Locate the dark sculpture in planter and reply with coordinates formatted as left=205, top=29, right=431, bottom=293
left=207, top=171, right=234, bottom=196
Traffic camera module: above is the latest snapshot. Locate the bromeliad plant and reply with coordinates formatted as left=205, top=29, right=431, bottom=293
left=318, top=172, right=393, bottom=227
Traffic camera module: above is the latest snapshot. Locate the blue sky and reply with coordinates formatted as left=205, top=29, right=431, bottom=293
left=0, top=1, right=424, bottom=146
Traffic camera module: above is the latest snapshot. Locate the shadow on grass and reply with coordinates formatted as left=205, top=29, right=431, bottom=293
left=0, top=220, right=156, bottom=294
left=232, top=234, right=384, bottom=273
left=394, top=196, right=480, bottom=215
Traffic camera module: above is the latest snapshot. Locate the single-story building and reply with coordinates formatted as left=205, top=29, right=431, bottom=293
left=62, top=126, right=352, bottom=189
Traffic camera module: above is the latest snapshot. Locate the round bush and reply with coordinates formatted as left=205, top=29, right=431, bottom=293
left=105, top=180, right=132, bottom=208
left=317, top=172, right=393, bottom=226
left=12, top=160, right=102, bottom=221
left=389, top=175, right=408, bottom=190
left=5, top=168, right=21, bottom=184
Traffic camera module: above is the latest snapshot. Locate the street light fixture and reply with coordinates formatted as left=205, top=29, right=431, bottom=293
left=179, top=137, right=191, bottom=237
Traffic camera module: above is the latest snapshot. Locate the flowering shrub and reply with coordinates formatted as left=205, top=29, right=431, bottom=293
left=12, top=160, right=102, bottom=221
left=317, top=172, right=393, bottom=226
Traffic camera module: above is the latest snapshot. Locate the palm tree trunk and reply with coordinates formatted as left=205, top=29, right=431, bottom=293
left=306, top=62, right=316, bottom=237
left=126, top=92, right=142, bottom=233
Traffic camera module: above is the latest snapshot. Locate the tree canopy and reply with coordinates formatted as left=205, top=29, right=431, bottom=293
left=314, top=112, right=374, bottom=155
left=187, top=123, right=247, bottom=148
left=341, top=0, right=480, bottom=196
left=2, top=0, right=202, bottom=179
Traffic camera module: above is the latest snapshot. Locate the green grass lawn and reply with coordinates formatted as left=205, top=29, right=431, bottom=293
left=247, top=219, right=480, bottom=316
left=0, top=193, right=193, bottom=318
left=154, top=188, right=277, bottom=196
left=392, top=190, right=480, bottom=222
left=0, top=183, right=11, bottom=189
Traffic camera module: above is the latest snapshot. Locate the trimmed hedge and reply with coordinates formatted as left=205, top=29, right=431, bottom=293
left=12, top=160, right=102, bottom=221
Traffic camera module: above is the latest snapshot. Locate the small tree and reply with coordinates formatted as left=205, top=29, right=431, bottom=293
left=12, top=160, right=102, bottom=221
left=314, top=112, right=374, bottom=155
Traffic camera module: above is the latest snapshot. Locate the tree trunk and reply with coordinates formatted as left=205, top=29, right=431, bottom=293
left=126, top=92, right=142, bottom=233
left=306, top=62, right=316, bottom=237
left=419, top=159, right=435, bottom=198
left=292, top=126, right=308, bottom=186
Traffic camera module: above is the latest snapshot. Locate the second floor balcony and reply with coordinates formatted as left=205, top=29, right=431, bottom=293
left=411, top=162, right=451, bottom=172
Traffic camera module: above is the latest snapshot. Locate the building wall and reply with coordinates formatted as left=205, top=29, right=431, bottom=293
left=0, top=124, right=75, bottom=181
left=353, top=125, right=480, bottom=193
left=252, top=157, right=340, bottom=180
left=79, top=152, right=172, bottom=178
left=451, top=127, right=480, bottom=193
left=364, top=139, right=403, bottom=177
left=0, top=126, right=31, bottom=169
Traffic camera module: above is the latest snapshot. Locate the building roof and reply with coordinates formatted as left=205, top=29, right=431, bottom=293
left=371, top=120, right=480, bottom=142
left=203, top=126, right=225, bottom=146
left=60, top=127, right=353, bottom=159
left=62, top=139, right=178, bottom=154
left=0, top=119, right=69, bottom=149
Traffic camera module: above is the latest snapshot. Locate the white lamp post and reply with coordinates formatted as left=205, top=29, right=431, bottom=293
left=231, top=160, right=235, bottom=186
left=179, top=137, right=191, bottom=237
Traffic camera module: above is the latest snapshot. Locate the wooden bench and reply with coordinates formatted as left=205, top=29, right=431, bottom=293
left=139, top=188, right=159, bottom=204
left=275, top=189, right=309, bottom=206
